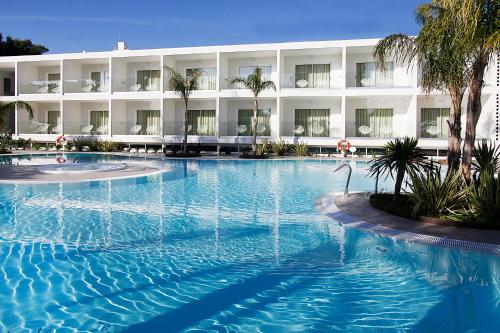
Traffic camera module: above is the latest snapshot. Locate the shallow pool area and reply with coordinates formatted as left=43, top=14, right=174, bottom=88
left=0, top=155, right=498, bottom=332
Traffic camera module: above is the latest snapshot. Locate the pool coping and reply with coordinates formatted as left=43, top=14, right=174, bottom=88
left=317, top=192, right=500, bottom=256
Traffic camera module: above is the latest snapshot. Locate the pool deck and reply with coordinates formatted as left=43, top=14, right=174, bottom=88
left=332, top=192, right=500, bottom=246
left=0, top=162, right=164, bottom=184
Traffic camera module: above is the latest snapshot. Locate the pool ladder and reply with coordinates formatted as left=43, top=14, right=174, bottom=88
left=334, top=163, right=352, bottom=197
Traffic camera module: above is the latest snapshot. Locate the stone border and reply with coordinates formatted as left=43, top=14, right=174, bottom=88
left=317, top=192, right=500, bottom=256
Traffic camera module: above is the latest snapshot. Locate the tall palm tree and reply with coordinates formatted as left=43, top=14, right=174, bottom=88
left=373, top=2, right=470, bottom=173
left=0, top=101, right=33, bottom=131
left=164, top=66, right=202, bottom=154
left=453, top=0, right=499, bottom=178
left=369, top=137, right=427, bottom=199
left=229, top=67, right=276, bottom=155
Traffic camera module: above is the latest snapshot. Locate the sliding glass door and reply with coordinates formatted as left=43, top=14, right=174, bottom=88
left=356, top=62, right=393, bottom=87
left=237, top=109, right=271, bottom=136
left=47, top=111, right=61, bottom=134
left=90, top=111, right=109, bottom=134
left=187, top=110, right=216, bottom=135
left=136, top=110, right=161, bottom=135
left=355, top=109, right=393, bottom=137
left=420, top=108, right=449, bottom=139
left=136, top=70, right=160, bottom=91
left=294, top=109, right=330, bottom=137
left=90, top=71, right=109, bottom=92
left=295, top=64, right=330, bottom=88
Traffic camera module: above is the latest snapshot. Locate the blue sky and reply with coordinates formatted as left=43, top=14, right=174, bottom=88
left=2, top=0, right=423, bottom=54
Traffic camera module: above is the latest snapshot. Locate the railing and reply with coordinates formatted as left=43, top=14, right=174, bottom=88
left=18, top=121, right=61, bottom=135
left=333, top=163, right=352, bottom=197
left=220, top=121, right=272, bottom=137
left=64, top=79, right=109, bottom=93
left=112, top=121, right=162, bottom=136
left=281, top=73, right=331, bottom=89
left=281, top=121, right=340, bottom=137
left=165, top=75, right=216, bottom=91
left=63, top=121, right=109, bottom=136
left=112, top=78, right=161, bottom=92
left=18, top=80, right=61, bottom=94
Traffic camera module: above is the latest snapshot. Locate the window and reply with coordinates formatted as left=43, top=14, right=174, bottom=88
left=355, top=109, right=393, bottom=137
left=136, top=70, right=160, bottom=91
left=47, top=73, right=60, bottom=93
left=237, top=109, right=271, bottom=136
left=294, top=109, right=330, bottom=137
left=238, top=65, right=272, bottom=80
left=295, top=64, right=330, bottom=88
left=90, top=111, right=109, bottom=134
left=187, top=110, right=216, bottom=135
left=136, top=110, right=161, bottom=135
left=186, top=68, right=216, bottom=90
left=47, top=111, right=60, bottom=134
left=3, top=78, right=12, bottom=95
left=356, top=62, right=393, bottom=87
left=421, top=108, right=449, bottom=139
left=90, top=71, right=109, bottom=92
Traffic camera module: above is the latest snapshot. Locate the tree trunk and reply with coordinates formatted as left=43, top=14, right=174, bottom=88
left=252, top=98, right=258, bottom=155
left=462, top=58, right=486, bottom=181
left=393, top=167, right=405, bottom=200
left=183, top=98, right=189, bottom=154
left=447, top=92, right=463, bottom=174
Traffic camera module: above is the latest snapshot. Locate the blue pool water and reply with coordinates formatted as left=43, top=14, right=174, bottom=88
left=0, top=155, right=498, bottom=332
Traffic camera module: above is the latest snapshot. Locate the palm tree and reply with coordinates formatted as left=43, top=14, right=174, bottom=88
left=164, top=66, right=202, bottom=154
left=229, top=67, right=276, bottom=155
left=373, top=2, right=470, bottom=173
left=369, top=137, right=427, bottom=199
left=0, top=101, right=33, bottom=131
left=454, top=0, right=499, bottom=178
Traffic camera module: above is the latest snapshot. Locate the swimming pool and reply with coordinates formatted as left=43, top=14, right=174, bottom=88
left=0, top=155, right=498, bottom=332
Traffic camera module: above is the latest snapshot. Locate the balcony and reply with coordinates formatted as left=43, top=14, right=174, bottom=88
left=64, top=79, right=109, bottom=93
left=18, top=80, right=61, bottom=94
left=113, top=77, right=160, bottom=92
left=164, top=53, right=217, bottom=92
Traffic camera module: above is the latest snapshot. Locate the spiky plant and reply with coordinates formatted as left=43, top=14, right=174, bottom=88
left=293, top=141, right=309, bottom=157
left=229, top=67, right=276, bottom=155
left=165, top=66, right=202, bottom=154
left=368, top=137, right=427, bottom=199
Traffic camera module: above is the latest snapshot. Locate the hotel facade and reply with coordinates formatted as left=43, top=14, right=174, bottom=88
left=0, top=39, right=499, bottom=151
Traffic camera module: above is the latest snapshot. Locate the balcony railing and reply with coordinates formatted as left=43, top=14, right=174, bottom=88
left=18, top=121, right=61, bottom=135
left=281, top=73, right=331, bottom=89
left=281, top=121, right=340, bottom=137
left=64, top=79, right=109, bottom=93
left=112, top=78, right=161, bottom=92
left=18, top=80, right=61, bottom=94
left=112, top=121, right=162, bottom=136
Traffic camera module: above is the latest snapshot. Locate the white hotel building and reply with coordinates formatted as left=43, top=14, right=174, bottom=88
left=0, top=39, right=498, bottom=152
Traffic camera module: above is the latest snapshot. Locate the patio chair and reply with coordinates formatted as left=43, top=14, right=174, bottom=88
left=129, top=84, right=141, bottom=92
left=358, top=125, right=372, bottom=135
left=296, top=79, right=309, bottom=88
left=256, top=124, right=267, bottom=134
left=311, top=125, right=325, bottom=136
left=82, top=146, right=90, bottom=152
left=96, top=125, right=108, bottom=135
left=138, top=148, right=147, bottom=154
left=236, top=124, right=247, bottom=135
left=35, top=123, right=50, bottom=134
left=426, top=126, right=441, bottom=136
left=146, top=126, right=158, bottom=135
left=130, top=125, right=142, bottom=135
left=81, top=125, right=93, bottom=134
left=293, top=125, right=305, bottom=136
left=37, top=86, right=49, bottom=94
left=51, top=125, right=61, bottom=134
left=81, top=84, right=93, bottom=93
left=197, top=124, right=208, bottom=135
left=147, top=148, right=156, bottom=154
left=129, top=148, right=138, bottom=153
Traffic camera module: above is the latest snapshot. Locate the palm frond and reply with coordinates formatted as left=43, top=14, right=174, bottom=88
left=0, top=101, right=33, bottom=119
left=373, top=34, right=417, bottom=71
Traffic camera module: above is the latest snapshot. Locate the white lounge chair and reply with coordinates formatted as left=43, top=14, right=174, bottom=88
left=82, top=146, right=90, bottom=152
left=130, top=125, right=142, bottom=135
left=147, top=148, right=156, bottom=154
left=37, top=86, right=49, bottom=94
left=38, top=146, right=47, bottom=151
left=35, top=123, right=50, bottom=134
left=311, top=125, right=324, bottom=135
left=426, top=125, right=441, bottom=136
left=237, top=125, right=248, bottom=135
left=129, top=148, right=138, bottom=153
left=138, top=148, right=146, bottom=154
left=49, top=146, right=57, bottom=151
left=296, top=79, right=309, bottom=88
left=70, top=146, right=77, bottom=151
left=146, top=126, right=158, bottom=135
left=256, top=124, right=267, bottom=134
left=96, top=125, right=108, bottom=135
left=129, top=84, right=141, bottom=92
left=123, top=147, right=130, bottom=152
left=51, top=125, right=61, bottom=134
left=293, top=125, right=305, bottom=136
left=81, top=124, right=93, bottom=135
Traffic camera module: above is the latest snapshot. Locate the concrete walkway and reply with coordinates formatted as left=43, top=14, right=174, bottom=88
left=334, top=192, right=500, bottom=246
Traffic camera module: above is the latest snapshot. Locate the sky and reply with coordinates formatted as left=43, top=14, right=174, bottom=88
left=1, top=0, right=423, bottom=54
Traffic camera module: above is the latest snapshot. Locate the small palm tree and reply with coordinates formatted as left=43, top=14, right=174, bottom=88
left=229, top=67, right=276, bottom=155
left=0, top=101, right=33, bottom=131
left=164, top=66, right=202, bottom=154
left=369, top=137, right=427, bottom=199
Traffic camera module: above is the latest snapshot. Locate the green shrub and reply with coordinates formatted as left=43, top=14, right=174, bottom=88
left=71, top=135, right=96, bottom=152
left=293, top=141, right=309, bottom=156
left=99, top=140, right=117, bottom=152
left=0, top=133, right=12, bottom=153
left=256, top=139, right=270, bottom=156
left=271, top=138, right=289, bottom=156
left=408, top=168, right=469, bottom=219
